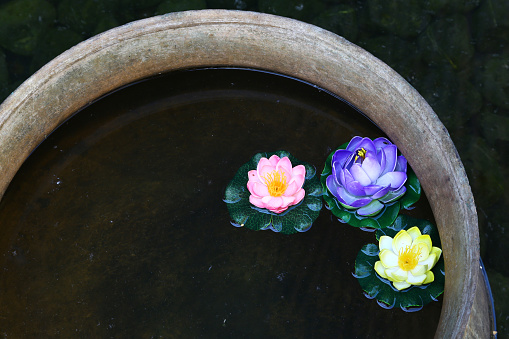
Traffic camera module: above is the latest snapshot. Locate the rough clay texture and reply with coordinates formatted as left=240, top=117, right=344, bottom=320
left=0, top=9, right=487, bottom=338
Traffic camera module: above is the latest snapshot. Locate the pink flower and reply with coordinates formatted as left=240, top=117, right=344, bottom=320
left=247, top=155, right=306, bottom=213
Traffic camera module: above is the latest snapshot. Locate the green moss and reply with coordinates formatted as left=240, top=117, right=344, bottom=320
left=367, top=0, right=430, bottom=38
left=155, top=0, right=207, bottom=14
left=0, top=0, right=56, bottom=55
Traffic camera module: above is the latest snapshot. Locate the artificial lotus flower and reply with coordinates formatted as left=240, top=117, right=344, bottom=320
left=326, top=136, right=407, bottom=216
left=247, top=155, right=306, bottom=213
left=374, top=227, right=442, bottom=291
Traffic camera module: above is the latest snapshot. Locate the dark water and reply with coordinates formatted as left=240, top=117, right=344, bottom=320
left=0, top=69, right=441, bottom=338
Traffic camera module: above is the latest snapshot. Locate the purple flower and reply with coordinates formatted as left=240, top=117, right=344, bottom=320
left=326, top=137, right=408, bottom=216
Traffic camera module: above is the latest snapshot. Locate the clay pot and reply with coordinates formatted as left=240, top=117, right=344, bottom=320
left=0, top=10, right=493, bottom=338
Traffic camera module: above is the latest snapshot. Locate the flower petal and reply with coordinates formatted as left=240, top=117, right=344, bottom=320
left=393, top=281, right=411, bottom=290
left=346, top=180, right=367, bottom=196
left=293, top=188, right=305, bottom=205
left=392, top=230, right=413, bottom=254
left=265, top=196, right=283, bottom=210
left=406, top=272, right=426, bottom=285
left=410, top=264, right=427, bottom=276
left=363, top=184, right=382, bottom=196
left=380, top=144, right=397, bottom=175
left=356, top=138, right=377, bottom=154
left=419, top=253, right=437, bottom=270
left=332, top=149, right=353, bottom=168
left=250, top=182, right=269, bottom=197
left=258, top=165, right=277, bottom=183
left=379, top=186, right=406, bottom=203
left=374, top=261, right=388, bottom=278
left=346, top=136, right=363, bottom=152
left=430, top=247, right=442, bottom=266
left=336, top=186, right=372, bottom=208
left=249, top=195, right=266, bottom=209
left=373, top=137, right=392, bottom=151
left=385, top=267, right=406, bottom=282
left=379, top=236, right=393, bottom=251
left=395, top=155, right=407, bottom=172
left=406, top=226, right=422, bottom=241
left=391, top=268, right=408, bottom=281
left=326, top=174, right=341, bottom=200
left=350, top=164, right=372, bottom=186
left=248, top=169, right=261, bottom=183
left=339, top=168, right=354, bottom=187
left=284, top=181, right=300, bottom=196
left=376, top=171, right=407, bottom=189
left=361, top=153, right=382, bottom=182
left=267, top=154, right=280, bottom=167
left=280, top=195, right=296, bottom=208
left=379, top=249, right=399, bottom=268
left=276, top=156, right=293, bottom=174
left=289, top=174, right=305, bottom=190
left=370, top=186, right=390, bottom=200
left=423, top=271, right=435, bottom=284
left=357, top=200, right=384, bottom=216
left=292, top=164, right=306, bottom=178
left=412, top=235, right=432, bottom=260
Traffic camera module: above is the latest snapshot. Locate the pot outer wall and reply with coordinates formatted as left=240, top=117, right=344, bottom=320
left=0, top=10, right=490, bottom=338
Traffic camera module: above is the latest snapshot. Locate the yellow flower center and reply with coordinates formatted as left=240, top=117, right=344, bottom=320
left=354, top=147, right=367, bottom=162
left=398, top=245, right=422, bottom=271
left=263, top=170, right=288, bottom=197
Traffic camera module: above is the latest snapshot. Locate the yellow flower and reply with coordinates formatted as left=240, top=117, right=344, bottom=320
left=374, top=227, right=442, bottom=291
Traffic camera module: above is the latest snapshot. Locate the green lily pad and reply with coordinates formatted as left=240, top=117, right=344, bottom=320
left=224, top=151, right=323, bottom=235
left=354, top=215, right=445, bottom=310
left=321, top=143, right=421, bottom=229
